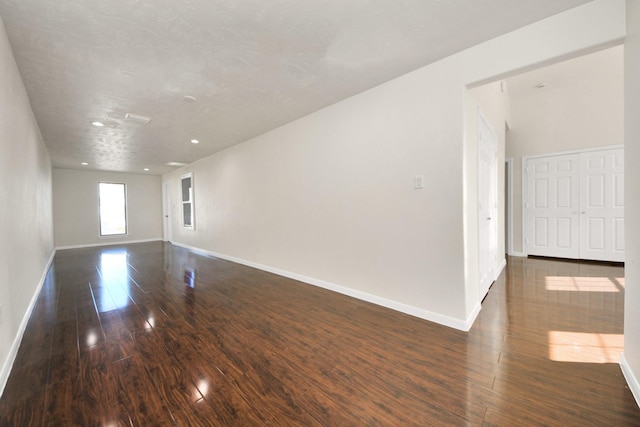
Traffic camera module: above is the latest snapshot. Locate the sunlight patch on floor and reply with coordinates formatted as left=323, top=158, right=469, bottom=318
left=548, top=331, right=623, bottom=363
left=544, top=276, right=624, bottom=293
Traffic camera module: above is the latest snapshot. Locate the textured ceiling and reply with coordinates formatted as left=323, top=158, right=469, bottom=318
left=0, top=0, right=591, bottom=174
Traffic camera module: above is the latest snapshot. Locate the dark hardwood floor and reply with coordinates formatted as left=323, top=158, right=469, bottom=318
left=1, top=242, right=639, bottom=425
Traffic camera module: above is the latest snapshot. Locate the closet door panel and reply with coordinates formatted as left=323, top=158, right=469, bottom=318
left=580, top=148, right=624, bottom=262
left=525, top=154, right=580, bottom=258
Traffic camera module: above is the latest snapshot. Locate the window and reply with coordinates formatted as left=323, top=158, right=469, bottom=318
left=181, top=173, right=194, bottom=229
left=98, top=182, right=127, bottom=236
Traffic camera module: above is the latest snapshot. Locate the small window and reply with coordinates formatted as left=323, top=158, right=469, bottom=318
left=98, top=182, right=127, bottom=236
left=181, top=173, right=194, bottom=229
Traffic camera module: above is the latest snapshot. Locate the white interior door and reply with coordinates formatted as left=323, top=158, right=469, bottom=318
left=579, top=148, right=624, bottom=262
left=478, top=111, right=498, bottom=299
left=525, top=154, right=580, bottom=258
left=162, top=183, right=172, bottom=242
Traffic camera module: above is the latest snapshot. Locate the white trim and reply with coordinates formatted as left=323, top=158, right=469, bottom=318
left=505, top=157, right=514, bottom=255
left=521, top=156, right=527, bottom=257
left=509, top=251, right=526, bottom=257
left=465, top=302, right=482, bottom=331
left=180, top=173, right=195, bottom=230
left=171, top=242, right=475, bottom=331
left=496, top=258, right=507, bottom=278
left=56, top=238, right=162, bottom=251
left=0, top=249, right=56, bottom=397
left=620, top=353, right=640, bottom=408
left=524, top=144, right=624, bottom=161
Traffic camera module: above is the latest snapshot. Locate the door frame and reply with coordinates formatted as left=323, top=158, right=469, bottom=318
left=505, top=157, right=514, bottom=256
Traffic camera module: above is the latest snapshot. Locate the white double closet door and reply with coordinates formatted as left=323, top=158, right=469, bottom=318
left=525, top=147, right=624, bottom=262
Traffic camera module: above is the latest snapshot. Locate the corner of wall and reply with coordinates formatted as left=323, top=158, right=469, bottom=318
left=0, top=15, right=56, bottom=400
left=623, top=0, right=640, bottom=409
left=0, top=249, right=55, bottom=398
left=621, top=353, right=640, bottom=407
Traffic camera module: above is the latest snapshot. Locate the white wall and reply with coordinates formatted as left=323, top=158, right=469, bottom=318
left=622, top=0, right=640, bottom=407
left=505, top=46, right=624, bottom=254
left=164, top=0, right=626, bottom=330
left=53, top=169, right=162, bottom=248
left=0, top=18, right=54, bottom=393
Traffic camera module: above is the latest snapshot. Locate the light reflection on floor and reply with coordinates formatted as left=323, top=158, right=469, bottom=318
left=99, top=249, right=130, bottom=311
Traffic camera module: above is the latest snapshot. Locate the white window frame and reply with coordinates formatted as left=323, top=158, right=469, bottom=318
left=181, top=173, right=195, bottom=230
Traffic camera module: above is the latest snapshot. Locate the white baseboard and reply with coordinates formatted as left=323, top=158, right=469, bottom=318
left=171, top=242, right=474, bottom=331
left=56, top=238, right=162, bottom=251
left=465, top=302, right=482, bottom=331
left=496, top=258, right=507, bottom=277
left=0, top=248, right=56, bottom=398
left=620, top=353, right=640, bottom=408
left=508, top=251, right=526, bottom=257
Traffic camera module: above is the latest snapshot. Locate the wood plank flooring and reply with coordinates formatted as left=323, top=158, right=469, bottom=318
left=1, top=242, right=639, bottom=425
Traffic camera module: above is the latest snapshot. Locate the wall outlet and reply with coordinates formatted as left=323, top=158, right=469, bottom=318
left=414, top=175, right=424, bottom=189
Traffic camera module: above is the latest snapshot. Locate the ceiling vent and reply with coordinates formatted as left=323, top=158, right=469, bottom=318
left=125, top=113, right=151, bottom=124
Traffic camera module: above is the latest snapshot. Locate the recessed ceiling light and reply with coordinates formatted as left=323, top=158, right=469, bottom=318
left=91, top=121, right=105, bottom=127
left=191, top=139, right=199, bottom=144
left=144, top=168, right=150, bottom=171
left=184, top=95, right=197, bottom=102
left=166, top=161, right=187, bottom=167
left=81, top=162, right=88, bottom=166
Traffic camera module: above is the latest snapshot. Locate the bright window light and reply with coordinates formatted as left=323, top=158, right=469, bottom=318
left=181, top=173, right=194, bottom=229
left=99, top=182, right=127, bottom=236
